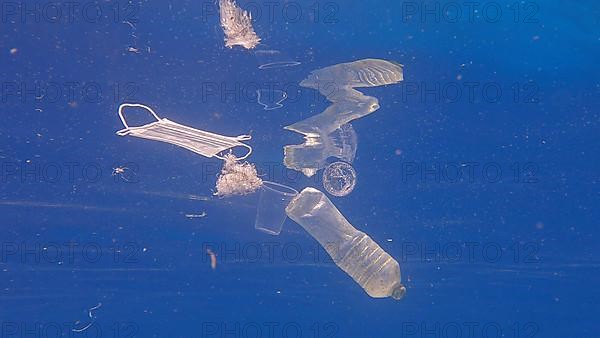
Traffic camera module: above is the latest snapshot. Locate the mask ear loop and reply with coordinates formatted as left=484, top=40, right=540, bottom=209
left=214, top=141, right=253, bottom=161
left=116, top=103, right=162, bottom=136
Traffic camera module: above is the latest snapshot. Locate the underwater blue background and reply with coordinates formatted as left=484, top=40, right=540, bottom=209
left=0, top=0, right=599, bottom=337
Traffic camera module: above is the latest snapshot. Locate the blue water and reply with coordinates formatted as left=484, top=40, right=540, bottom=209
left=1, top=0, right=599, bottom=337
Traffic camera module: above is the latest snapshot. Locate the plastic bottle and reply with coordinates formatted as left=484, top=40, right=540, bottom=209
left=285, top=187, right=406, bottom=300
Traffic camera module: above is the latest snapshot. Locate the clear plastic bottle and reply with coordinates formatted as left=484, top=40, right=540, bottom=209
left=285, top=187, right=406, bottom=300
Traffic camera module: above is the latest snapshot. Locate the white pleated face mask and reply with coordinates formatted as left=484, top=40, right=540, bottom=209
left=116, top=103, right=253, bottom=160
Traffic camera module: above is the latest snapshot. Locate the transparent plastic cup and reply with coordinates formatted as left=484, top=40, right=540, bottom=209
left=254, top=181, right=299, bottom=235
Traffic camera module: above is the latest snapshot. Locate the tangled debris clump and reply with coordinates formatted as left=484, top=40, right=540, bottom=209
left=215, top=154, right=263, bottom=197
left=219, top=0, right=261, bottom=49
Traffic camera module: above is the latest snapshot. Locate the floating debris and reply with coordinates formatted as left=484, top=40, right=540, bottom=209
left=185, top=212, right=207, bottom=219
left=218, top=0, right=261, bottom=49
left=72, top=302, right=102, bottom=333
left=284, top=59, right=404, bottom=177
left=116, top=103, right=253, bottom=160
left=288, top=59, right=404, bottom=135
left=284, top=123, right=357, bottom=178
left=256, top=89, right=287, bottom=110
left=206, top=248, right=217, bottom=270
left=255, top=49, right=301, bottom=69
left=322, top=161, right=357, bottom=197
left=215, top=154, right=262, bottom=197
left=112, top=166, right=136, bottom=182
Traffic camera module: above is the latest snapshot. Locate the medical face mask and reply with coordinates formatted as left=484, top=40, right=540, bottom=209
left=116, top=103, right=253, bottom=160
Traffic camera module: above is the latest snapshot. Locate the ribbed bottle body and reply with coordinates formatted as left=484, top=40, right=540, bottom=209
left=286, top=187, right=404, bottom=299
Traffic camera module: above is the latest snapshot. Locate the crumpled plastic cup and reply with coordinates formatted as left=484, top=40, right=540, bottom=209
left=254, top=181, right=299, bottom=235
